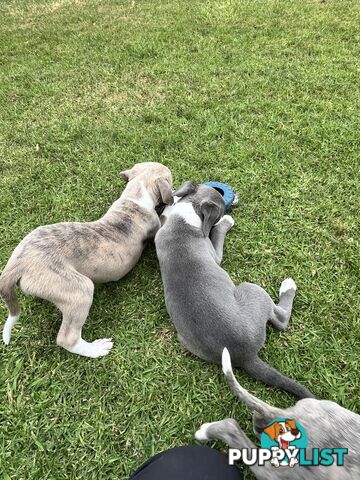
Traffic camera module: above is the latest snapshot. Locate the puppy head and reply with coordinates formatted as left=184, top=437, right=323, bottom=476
left=120, top=162, right=173, bottom=206
left=173, top=181, right=225, bottom=236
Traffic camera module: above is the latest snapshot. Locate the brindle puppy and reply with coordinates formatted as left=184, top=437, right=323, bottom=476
left=0, top=162, right=172, bottom=358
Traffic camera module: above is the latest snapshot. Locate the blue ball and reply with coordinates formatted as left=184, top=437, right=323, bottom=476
left=204, top=181, right=237, bottom=211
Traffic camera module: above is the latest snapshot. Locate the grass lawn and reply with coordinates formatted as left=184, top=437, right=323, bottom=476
left=0, top=0, right=359, bottom=478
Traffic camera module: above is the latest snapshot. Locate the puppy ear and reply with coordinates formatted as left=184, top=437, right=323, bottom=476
left=119, top=169, right=131, bottom=181
left=157, top=179, right=173, bottom=205
left=200, top=200, right=222, bottom=237
left=173, top=181, right=198, bottom=198
left=263, top=423, right=279, bottom=441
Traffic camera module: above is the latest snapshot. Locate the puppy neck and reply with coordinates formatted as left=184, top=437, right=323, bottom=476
left=162, top=201, right=202, bottom=228
left=121, top=180, right=156, bottom=210
left=103, top=180, right=156, bottom=222
left=129, top=181, right=155, bottom=210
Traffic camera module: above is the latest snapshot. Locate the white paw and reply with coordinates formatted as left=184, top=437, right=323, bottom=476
left=289, top=458, right=298, bottom=467
left=280, top=278, right=297, bottom=295
left=195, top=423, right=211, bottom=441
left=89, top=338, right=113, bottom=357
left=223, top=214, right=235, bottom=227
left=68, top=337, right=113, bottom=358
left=216, top=214, right=234, bottom=228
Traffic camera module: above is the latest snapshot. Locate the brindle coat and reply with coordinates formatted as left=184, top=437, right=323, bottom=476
left=0, top=162, right=172, bottom=357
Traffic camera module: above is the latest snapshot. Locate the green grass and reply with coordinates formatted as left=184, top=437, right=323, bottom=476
left=0, top=0, right=359, bottom=478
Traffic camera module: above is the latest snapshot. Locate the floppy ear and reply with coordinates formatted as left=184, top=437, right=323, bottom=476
left=200, top=200, right=221, bottom=237
left=264, top=423, right=279, bottom=441
left=173, top=181, right=198, bottom=198
left=157, top=179, right=173, bottom=205
left=286, top=419, right=297, bottom=430
left=119, top=169, right=131, bottom=181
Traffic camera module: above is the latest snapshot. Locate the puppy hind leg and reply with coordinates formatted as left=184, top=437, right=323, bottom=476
left=16, top=267, right=112, bottom=356
left=57, top=310, right=113, bottom=358
left=278, top=278, right=297, bottom=311
left=0, top=280, right=21, bottom=345
left=270, top=278, right=297, bottom=331
left=56, top=276, right=113, bottom=358
left=3, top=313, right=20, bottom=345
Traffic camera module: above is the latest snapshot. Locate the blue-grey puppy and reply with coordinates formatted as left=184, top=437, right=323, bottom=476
left=195, top=348, right=360, bottom=479
left=155, top=181, right=313, bottom=398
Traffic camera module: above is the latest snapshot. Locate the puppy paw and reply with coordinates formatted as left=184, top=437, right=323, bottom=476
left=195, top=423, right=212, bottom=441
left=216, top=214, right=235, bottom=229
left=280, top=278, right=297, bottom=295
left=66, top=337, right=113, bottom=358
left=90, top=338, right=113, bottom=357
left=223, top=214, right=235, bottom=226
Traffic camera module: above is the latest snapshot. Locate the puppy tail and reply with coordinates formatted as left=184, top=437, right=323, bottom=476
left=0, top=267, right=21, bottom=345
left=237, top=351, right=315, bottom=399
left=222, top=348, right=285, bottom=417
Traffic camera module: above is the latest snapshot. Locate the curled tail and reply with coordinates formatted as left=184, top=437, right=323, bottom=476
left=224, top=348, right=314, bottom=399
left=0, top=266, right=21, bottom=345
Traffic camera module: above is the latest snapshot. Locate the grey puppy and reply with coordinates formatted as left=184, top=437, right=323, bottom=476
left=155, top=181, right=313, bottom=398
left=196, top=348, right=360, bottom=479
left=0, top=162, right=172, bottom=358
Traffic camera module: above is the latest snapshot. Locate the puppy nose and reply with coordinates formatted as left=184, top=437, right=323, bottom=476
left=291, top=428, right=300, bottom=436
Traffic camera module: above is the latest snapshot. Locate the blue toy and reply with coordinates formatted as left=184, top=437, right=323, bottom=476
left=204, top=181, right=238, bottom=211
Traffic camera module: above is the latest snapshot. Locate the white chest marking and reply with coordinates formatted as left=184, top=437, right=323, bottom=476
left=163, top=202, right=202, bottom=228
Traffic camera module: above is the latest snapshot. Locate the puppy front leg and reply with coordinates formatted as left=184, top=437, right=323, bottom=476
left=210, top=215, right=234, bottom=264
left=196, top=418, right=255, bottom=450
left=196, top=418, right=277, bottom=480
